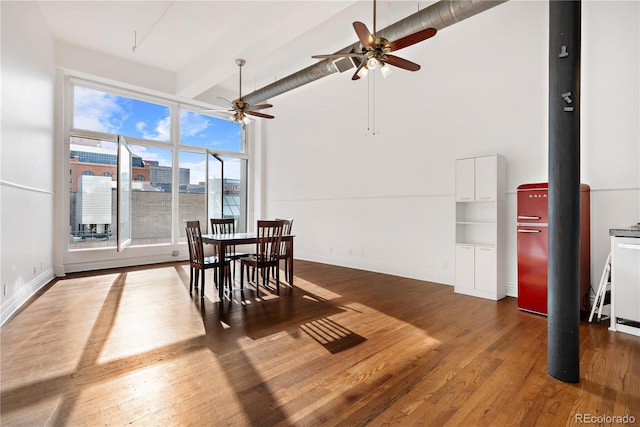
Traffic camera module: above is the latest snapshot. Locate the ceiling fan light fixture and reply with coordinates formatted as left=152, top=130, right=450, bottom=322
left=366, top=57, right=379, bottom=70
left=380, top=63, right=392, bottom=78
left=229, top=113, right=252, bottom=125
left=357, top=66, right=369, bottom=79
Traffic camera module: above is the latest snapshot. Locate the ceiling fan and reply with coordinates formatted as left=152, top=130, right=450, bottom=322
left=312, top=0, right=437, bottom=80
left=203, top=59, right=274, bottom=124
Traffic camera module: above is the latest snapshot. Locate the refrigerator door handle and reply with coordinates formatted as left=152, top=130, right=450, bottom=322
left=518, top=229, right=541, bottom=233
left=517, top=215, right=542, bottom=220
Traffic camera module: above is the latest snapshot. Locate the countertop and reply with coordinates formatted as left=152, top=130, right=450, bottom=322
left=610, top=224, right=640, bottom=238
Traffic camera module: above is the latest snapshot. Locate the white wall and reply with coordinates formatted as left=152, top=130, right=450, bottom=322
left=262, top=1, right=640, bottom=295
left=582, top=1, right=640, bottom=288
left=1, top=1, right=56, bottom=324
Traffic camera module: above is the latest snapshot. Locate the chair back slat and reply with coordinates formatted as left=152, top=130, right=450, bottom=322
left=185, top=220, right=205, bottom=266
left=275, top=218, right=294, bottom=257
left=256, top=220, right=284, bottom=261
left=211, top=218, right=237, bottom=257
left=210, top=218, right=235, bottom=235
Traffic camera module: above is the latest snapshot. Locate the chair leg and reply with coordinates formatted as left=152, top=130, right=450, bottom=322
left=189, top=266, right=193, bottom=294
left=256, top=267, right=262, bottom=297
left=240, top=262, right=245, bottom=291
left=200, top=269, right=205, bottom=299
left=226, top=264, right=232, bottom=291
left=276, top=265, right=280, bottom=293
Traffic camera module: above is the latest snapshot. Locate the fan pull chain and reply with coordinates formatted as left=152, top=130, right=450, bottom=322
left=372, top=73, right=377, bottom=135
left=367, top=74, right=371, bottom=134
left=366, top=72, right=378, bottom=136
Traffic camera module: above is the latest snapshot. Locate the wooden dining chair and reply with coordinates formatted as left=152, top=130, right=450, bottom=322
left=185, top=220, right=231, bottom=300
left=210, top=218, right=249, bottom=281
left=239, top=220, right=285, bottom=296
left=273, top=218, right=294, bottom=283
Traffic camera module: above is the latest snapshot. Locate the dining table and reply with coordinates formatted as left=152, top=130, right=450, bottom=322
left=201, top=232, right=295, bottom=301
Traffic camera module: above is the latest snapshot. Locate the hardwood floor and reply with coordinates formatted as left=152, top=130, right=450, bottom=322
left=1, top=260, right=638, bottom=426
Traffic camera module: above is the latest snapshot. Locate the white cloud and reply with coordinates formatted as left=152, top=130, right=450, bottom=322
left=154, top=116, right=171, bottom=141
left=130, top=145, right=171, bottom=167
left=73, top=86, right=127, bottom=133
left=137, top=116, right=171, bottom=142
left=181, top=160, right=206, bottom=184
left=180, top=110, right=211, bottom=138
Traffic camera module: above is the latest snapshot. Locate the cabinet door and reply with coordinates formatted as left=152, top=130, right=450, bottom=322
left=474, top=156, right=497, bottom=201
left=455, top=158, right=475, bottom=201
left=455, top=244, right=475, bottom=292
left=474, top=246, right=497, bottom=294
left=613, top=238, right=640, bottom=322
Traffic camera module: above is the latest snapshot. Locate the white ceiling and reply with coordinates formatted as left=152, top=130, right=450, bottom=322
left=36, top=1, right=434, bottom=101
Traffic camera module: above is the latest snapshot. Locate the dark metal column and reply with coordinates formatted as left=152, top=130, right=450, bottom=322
left=548, top=0, right=581, bottom=383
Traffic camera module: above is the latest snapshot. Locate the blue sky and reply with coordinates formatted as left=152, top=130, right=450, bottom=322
left=73, top=86, right=241, bottom=149
left=73, top=85, right=243, bottom=183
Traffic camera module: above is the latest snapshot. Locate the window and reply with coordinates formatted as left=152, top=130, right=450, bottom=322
left=67, top=80, right=247, bottom=255
left=73, top=86, right=170, bottom=141
left=179, top=110, right=247, bottom=232
left=179, top=151, right=206, bottom=240
left=69, top=137, right=117, bottom=249
left=128, top=143, right=173, bottom=245
left=180, top=110, right=243, bottom=153
left=117, top=136, right=132, bottom=251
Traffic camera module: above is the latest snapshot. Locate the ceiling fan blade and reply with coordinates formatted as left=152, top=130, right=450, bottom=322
left=246, top=111, right=275, bottom=119
left=216, top=96, right=234, bottom=108
left=312, top=53, right=364, bottom=60
left=384, top=55, right=421, bottom=72
left=351, top=59, right=368, bottom=81
left=200, top=108, right=234, bottom=113
left=245, top=103, right=273, bottom=111
left=388, top=27, right=437, bottom=52
left=353, top=21, right=375, bottom=49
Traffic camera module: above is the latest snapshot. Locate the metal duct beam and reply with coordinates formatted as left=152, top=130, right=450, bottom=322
left=243, top=0, right=508, bottom=105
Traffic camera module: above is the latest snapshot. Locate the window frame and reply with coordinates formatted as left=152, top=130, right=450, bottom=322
left=61, top=75, right=251, bottom=272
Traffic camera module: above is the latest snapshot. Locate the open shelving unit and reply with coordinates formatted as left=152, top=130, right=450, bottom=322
left=454, top=154, right=506, bottom=300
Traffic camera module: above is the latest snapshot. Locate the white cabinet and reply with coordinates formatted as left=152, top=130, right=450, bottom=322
left=474, top=246, right=497, bottom=294
left=455, top=244, right=475, bottom=291
left=454, top=155, right=505, bottom=300
left=455, top=244, right=500, bottom=299
left=455, top=155, right=502, bottom=202
left=475, top=155, right=499, bottom=201
left=609, top=236, right=640, bottom=336
left=455, top=158, right=475, bottom=201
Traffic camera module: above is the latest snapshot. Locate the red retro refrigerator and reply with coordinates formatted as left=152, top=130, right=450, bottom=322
left=516, top=183, right=590, bottom=317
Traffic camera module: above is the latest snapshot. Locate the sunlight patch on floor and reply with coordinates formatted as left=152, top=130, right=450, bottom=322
left=293, top=277, right=342, bottom=300
left=243, top=299, right=442, bottom=426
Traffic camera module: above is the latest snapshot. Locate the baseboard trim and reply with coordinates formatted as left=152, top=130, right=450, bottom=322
left=63, top=254, right=189, bottom=274
left=505, top=281, right=517, bottom=298
left=295, top=252, right=454, bottom=286
left=1, top=268, right=55, bottom=326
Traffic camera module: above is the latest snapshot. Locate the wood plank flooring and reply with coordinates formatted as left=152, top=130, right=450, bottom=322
left=1, top=260, right=638, bottom=426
